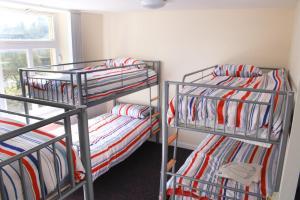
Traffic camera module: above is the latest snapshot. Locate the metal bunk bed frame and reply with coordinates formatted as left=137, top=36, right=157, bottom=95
left=160, top=66, right=294, bottom=200
left=17, top=59, right=160, bottom=199
left=0, top=94, right=94, bottom=200
left=19, top=59, right=161, bottom=141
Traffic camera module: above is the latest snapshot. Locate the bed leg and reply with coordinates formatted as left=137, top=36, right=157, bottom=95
left=19, top=69, right=30, bottom=124
left=274, top=92, right=294, bottom=191
left=78, top=107, right=94, bottom=200
left=160, top=81, right=169, bottom=200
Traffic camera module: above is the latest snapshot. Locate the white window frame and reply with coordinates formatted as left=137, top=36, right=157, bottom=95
left=0, top=12, right=59, bottom=67
left=0, top=9, right=59, bottom=112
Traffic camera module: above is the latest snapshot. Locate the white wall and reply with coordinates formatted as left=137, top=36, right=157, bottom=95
left=81, top=13, right=103, bottom=60
left=56, top=12, right=73, bottom=63
left=101, top=8, right=294, bottom=146
left=288, top=1, right=300, bottom=90
left=78, top=6, right=300, bottom=197
left=279, top=1, right=300, bottom=199
left=80, top=13, right=106, bottom=116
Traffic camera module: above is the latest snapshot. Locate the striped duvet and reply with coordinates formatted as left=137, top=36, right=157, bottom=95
left=26, top=66, right=157, bottom=104
left=0, top=117, right=84, bottom=200
left=167, top=135, right=278, bottom=200
left=53, top=113, right=160, bottom=180
left=167, top=69, right=286, bottom=141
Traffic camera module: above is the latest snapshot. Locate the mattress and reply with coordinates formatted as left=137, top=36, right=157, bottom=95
left=52, top=113, right=159, bottom=180
left=0, top=117, right=84, bottom=200
left=167, top=69, right=286, bottom=141
left=26, top=66, right=157, bottom=105
left=166, top=135, right=278, bottom=200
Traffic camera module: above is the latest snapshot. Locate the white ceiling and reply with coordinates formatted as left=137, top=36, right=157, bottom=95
left=1, top=0, right=297, bottom=12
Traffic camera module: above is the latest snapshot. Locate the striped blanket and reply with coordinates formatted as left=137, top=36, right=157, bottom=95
left=167, top=135, right=278, bottom=200
left=53, top=113, right=160, bottom=180
left=167, top=69, right=286, bottom=141
left=0, top=117, right=84, bottom=200
left=26, top=66, right=157, bottom=104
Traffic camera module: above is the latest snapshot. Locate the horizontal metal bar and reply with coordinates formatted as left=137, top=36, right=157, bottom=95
left=0, top=109, right=44, bottom=120
left=20, top=59, right=108, bottom=71
left=167, top=172, right=265, bottom=198
left=0, top=108, right=81, bottom=141
left=173, top=183, right=261, bottom=200
left=178, top=93, right=271, bottom=106
left=0, top=94, right=77, bottom=109
left=85, top=78, right=154, bottom=98
left=20, top=61, right=149, bottom=75
left=85, top=67, right=148, bottom=82
left=86, top=71, right=149, bottom=90
left=0, top=134, right=66, bottom=167
left=167, top=80, right=290, bottom=94
left=182, top=66, right=216, bottom=82
left=173, top=124, right=279, bottom=144
left=27, top=77, right=71, bottom=82
left=86, top=82, right=159, bottom=107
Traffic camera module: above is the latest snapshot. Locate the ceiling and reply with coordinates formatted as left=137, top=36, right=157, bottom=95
left=1, top=0, right=297, bottom=12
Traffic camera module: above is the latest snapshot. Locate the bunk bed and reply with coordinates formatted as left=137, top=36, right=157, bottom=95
left=0, top=94, right=93, bottom=200
left=19, top=58, right=159, bottom=107
left=19, top=57, right=161, bottom=191
left=51, top=102, right=160, bottom=180
left=160, top=64, right=294, bottom=200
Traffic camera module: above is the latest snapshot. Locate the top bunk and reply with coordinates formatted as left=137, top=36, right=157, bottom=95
left=164, top=64, right=294, bottom=146
left=19, top=57, right=160, bottom=107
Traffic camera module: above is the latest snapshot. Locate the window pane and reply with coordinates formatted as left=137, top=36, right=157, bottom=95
left=0, top=10, right=54, bottom=40
left=33, top=48, right=56, bottom=67
left=0, top=50, right=29, bottom=112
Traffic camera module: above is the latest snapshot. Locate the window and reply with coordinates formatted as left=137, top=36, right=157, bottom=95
left=0, top=7, right=58, bottom=113
left=0, top=11, right=54, bottom=41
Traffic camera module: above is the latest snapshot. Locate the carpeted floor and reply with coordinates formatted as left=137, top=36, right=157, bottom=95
left=68, top=141, right=192, bottom=200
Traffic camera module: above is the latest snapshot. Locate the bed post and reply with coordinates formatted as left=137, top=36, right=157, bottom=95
left=149, top=86, right=153, bottom=136
left=157, top=61, right=161, bottom=143
left=159, top=81, right=169, bottom=200
left=274, top=91, right=294, bottom=191
left=76, top=73, right=84, bottom=105
left=19, top=69, right=30, bottom=124
left=78, top=106, right=94, bottom=200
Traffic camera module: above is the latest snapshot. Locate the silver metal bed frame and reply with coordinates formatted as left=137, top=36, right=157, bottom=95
left=17, top=59, right=161, bottom=199
left=160, top=66, right=294, bottom=200
left=19, top=59, right=161, bottom=140
left=0, top=94, right=94, bottom=200
left=19, top=59, right=160, bottom=107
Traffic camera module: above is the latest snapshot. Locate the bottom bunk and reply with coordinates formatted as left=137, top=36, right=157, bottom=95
left=52, top=105, right=160, bottom=180
left=166, top=135, right=277, bottom=200
left=0, top=107, right=88, bottom=200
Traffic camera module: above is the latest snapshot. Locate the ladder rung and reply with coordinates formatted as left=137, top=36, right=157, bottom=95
left=168, top=134, right=177, bottom=145
left=152, top=128, right=160, bottom=135
left=150, top=96, right=159, bottom=102
left=151, top=112, right=160, bottom=118
left=167, top=159, right=176, bottom=171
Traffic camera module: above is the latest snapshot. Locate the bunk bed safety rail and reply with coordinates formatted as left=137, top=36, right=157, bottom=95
left=165, top=81, right=292, bottom=144
left=19, top=59, right=160, bottom=106
left=0, top=94, right=94, bottom=200
left=166, top=172, right=268, bottom=200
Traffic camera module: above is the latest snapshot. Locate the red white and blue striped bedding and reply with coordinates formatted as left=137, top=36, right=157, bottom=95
left=27, top=66, right=157, bottom=104
left=213, top=64, right=263, bottom=78
left=0, top=117, right=84, bottom=200
left=167, top=135, right=278, bottom=200
left=167, top=69, right=286, bottom=142
left=53, top=113, right=159, bottom=180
